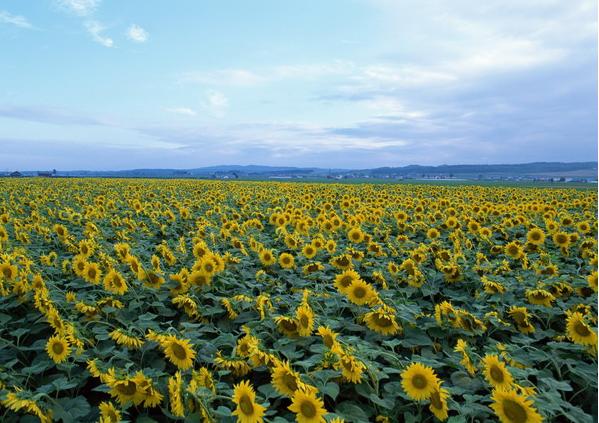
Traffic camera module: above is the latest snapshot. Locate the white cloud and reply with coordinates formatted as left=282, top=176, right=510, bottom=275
left=85, top=21, right=113, bottom=47
left=203, top=90, right=229, bottom=117
left=56, top=0, right=99, bottom=16
left=165, top=107, right=197, bottom=116
left=127, top=24, right=148, bottom=43
left=0, top=10, right=33, bottom=29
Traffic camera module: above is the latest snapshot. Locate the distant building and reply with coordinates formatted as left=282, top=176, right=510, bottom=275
left=37, top=171, right=54, bottom=177
left=9, top=171, right=23, bottom=177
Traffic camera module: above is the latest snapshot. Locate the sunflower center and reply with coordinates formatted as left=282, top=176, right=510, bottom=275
left=490, top=365, right=504, bottom=383
left=502, top=399, right=527, bottom=423
left=52, top=342, right=65, bottom=355
left=373, top=314, right=392, bottom=327
left=340, top=276, right=352, bottom=287
left=239, top=394, right=254, bottom=415
left=117, top=381, right=137, bottom=396
left=574, top=321, right=591, bottom=337
left=2, top=268, right=10, bottom=278
left=171, top=343, right=188, bottom=360
left=353, top=286, right=366, bottom=298
left=88, top=269, right=96, bottom=278
left=323, top=334, right=333, bottom=347
left=412, top=374, right=428, bottom=390
left=281, top=320, right=297, bottom=332
left=300, top=400, right=317, bottom=418
left=282, top=373, right=298, bottom=392
left=511, top=312, right=526, bottom=324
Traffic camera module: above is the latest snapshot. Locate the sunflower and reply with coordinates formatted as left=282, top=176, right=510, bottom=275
left=481, top=276, right=506, bottom=294
left=482, top=354, right=513, bottom=390
left=187, top=270, right=212, bottom=287
left=236, top=334, right=259, bottom=357
left=295, top=304, right=314, bottom=336
left=110, top=329, right=144, bottom=349
left=490, top=389, right=543, bottom=423
left=107, top=372, right=147, bottom=406
left=103, top=269, right=128, bottom=295
left=302, top=244, right=317, bottom=259
left=526, top=289, right=554, bottom=307
left=232, top=380, right=266, bottom=423
left=526, top=228, right=545, bottom=246
left=347, top=227, right=365, bottom=243
left=288, top=386, right=328, bottom=423
left=259, top=249, right=276, bottom=266
left=363, top=306, right=401, bottom=335
left=317, top=326, right=341, bottom=352
left=566, top=312, right=598, bottom=346
left=98, top=401, right=121, bottom=423
left=46, top=335, right=71, bottom=364
left=334, top=269, right=360, bottom=293
left=401, top=362, right=440, bottom=401
left=214, top=351, right=251, bottom=377
left=71, top=255, right=87, bottom=276
left=587, top=271, right=598, bottom=292
left=168, top=372, right=185, bottom=417
left=160, top=336, right=196, bottom=370
left=427, top=228, right=440, bottom=239
left=508, top=306, right=535, bottom=334
left=504, top=242, right=524, bottom=260
left=271, top=360, right=304, bottom=397
left=576, top=220, right=591, bottom=234
left=429, top=387, right=450, bottom=421
left=279, top=253, right=295, bottom=269
left=454, top=339, right=476, bottom=375
left=335, top=352, right=366, bottom=383
left=144, top=271, right=165, bottom=288
left=552, top=232, right=570, bottom=248
left=330, top=254, right=353, bottom=270
left=345, top=279, right=378, bottom=306
left=2, top=390, right=51, bottom=423
left=275, top=316, right=299, bottom=337
left=83, top=262, right=101, bottom=284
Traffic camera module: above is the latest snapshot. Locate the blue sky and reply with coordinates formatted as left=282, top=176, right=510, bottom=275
left=0, top=0, right=597, bottom=170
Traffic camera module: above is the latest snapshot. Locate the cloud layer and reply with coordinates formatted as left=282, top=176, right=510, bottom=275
left=0, top=0, right=596, bottom=170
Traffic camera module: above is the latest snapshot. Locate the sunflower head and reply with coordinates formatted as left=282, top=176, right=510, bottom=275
left=288, top=386, right=328, bottom=423
left=566, top=312, right=598, bottom=346
left=490, top=389, right=543, bottom=423
left=272, top=361, right=304, bottom=397
left=400, top=362, right=440, bottom=401
left=482, top=354, right=513, bottom=390
left=232, top=380, right=266, bottom=423
left=46, top=335, right=71, bottom=364
left=161, top=336, right=196, bottom=370
left=345, top=279, right=378, bottom=306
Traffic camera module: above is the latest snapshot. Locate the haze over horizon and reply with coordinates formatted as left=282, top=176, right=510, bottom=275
left=1, top=0, right=597, bottom=170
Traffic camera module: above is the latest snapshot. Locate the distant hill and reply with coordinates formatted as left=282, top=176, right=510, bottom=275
left=366, top=162, right=598, bottom=178
left=5, top=161, right=597, bottom=181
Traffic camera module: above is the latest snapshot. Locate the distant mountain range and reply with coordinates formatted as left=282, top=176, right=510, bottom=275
left=5, top=162, right=598, bottom=181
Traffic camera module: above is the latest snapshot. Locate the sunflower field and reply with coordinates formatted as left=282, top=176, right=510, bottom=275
left=0, top=178, right=597, bottom=423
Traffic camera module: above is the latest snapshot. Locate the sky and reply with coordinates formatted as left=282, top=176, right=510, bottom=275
left=0, top=0, right=597, bottom=170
